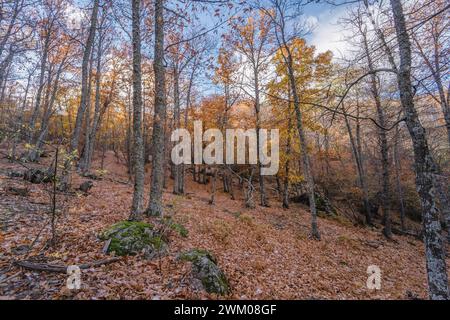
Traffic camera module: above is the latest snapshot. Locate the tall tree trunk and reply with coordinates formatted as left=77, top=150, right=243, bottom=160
left=390, top=0, right=448, bottom=300
left=28, top=29, right=51, bottom=142
left=393, top=125, right=406, bottom=231
left=130, top=0, right=145, bottom=218
left=343, top=107, right=372, bottom=225
left=147, top=0, right=166, bottom=216
left=361, top=31, right=391, bottom=237
left=285, top=44, right=320, bottom=240
left=29, top=58, right=66, bottom=162
left=283, top=94, right=293, bottom=209
left=172, top=66, right=182, bottom=195
left=79, top=50, right=95, bottom=169
left=253, top=70, right=268, bottom=207
left=70, top=0, right=99, bottom=153
left=80, top=29, right=105, bottom=173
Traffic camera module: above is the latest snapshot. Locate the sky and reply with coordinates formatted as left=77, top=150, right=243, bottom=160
left=61, top=0, right=355, bottom=98
left=305, top=3, right=353, bottom=57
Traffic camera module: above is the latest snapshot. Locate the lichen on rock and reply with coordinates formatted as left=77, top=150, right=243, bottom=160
left=99, top=221, right=166, bottom=258
left=178, top=249, right=230, bottom=295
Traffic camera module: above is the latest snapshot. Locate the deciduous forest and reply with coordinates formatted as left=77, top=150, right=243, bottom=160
left=0, top=0, right=449, bottom=300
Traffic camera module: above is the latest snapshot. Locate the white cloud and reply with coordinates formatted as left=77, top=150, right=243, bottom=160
left=308, top=8, right=353, bottom=59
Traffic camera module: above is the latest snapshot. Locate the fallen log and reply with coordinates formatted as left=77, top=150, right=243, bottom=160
left=14, top=257, right=122, bottom=273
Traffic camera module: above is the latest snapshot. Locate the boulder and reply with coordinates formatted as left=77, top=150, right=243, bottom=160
left=23, top=168, right=53, bottom=184
left=178, top=249, right=230, bottom=295
left=79, top=181, right=93, bottom=193
left=99, top=221, right=166, bottom=258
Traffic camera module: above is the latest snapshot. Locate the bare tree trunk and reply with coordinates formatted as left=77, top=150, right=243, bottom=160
left=59, top=0, right=99, bottom=191
left=245, top=167, right=255, bottom=208
left=80, top=24, right=105, bottom=173
left=393, top=125, right=406, bottom=231
left=361, top=30, right=391, bottom=237
left=130, top=0, right=145, bottom=219
left=78, top=50, right=95, bottom=169
left=288, top=52, right=320, bottom=239
left=70, top=0, right=99, bottom=153
left=209, top=169, right=218, bottom=205
left=434, top=172, right=450, bottom=245
left=390, top=0, right=448, bottom=300
left=172, top=66, right=182, bottom=195
left=343, top=107, right=372, bottom=225
left=253, top=70, right=268, bottom=207
left=28, top=57, right=66, bottom=162
left=147, top=0, right=166, bottom=216
left=283, top=98, right=293, bottom=209
left=29, top=29, right=52, bottom=142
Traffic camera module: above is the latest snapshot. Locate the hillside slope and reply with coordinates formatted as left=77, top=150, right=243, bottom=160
left=0, top=152, right=446, bottom=300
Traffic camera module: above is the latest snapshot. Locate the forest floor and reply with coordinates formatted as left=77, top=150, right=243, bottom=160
left=0, top=149, right=448, bottom=300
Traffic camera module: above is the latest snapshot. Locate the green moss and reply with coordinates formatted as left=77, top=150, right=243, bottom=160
left=178, top=248, right=217, bottom=264
left=178, top=249, right=229, bottom=295
left=149, top=235, right=165, bottom=250
left=99, top=220, right=165, bottom=257
left=198, top=258, right=230, bottom=295
left=99, top=221, right=153, bottom=240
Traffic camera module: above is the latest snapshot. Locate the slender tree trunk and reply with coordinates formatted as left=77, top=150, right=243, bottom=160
left=253, top=70, right=268, bottom=207
left=361, top=31, right=391, bottom=237
left=172, top=66, right=182, bottom=195
left=393, top=125, right=406, bottom=231
left=83, top=33, right=105, bottom=173
left=245, top=167, right=255, bottom=208
left=209, top=169, right=218, bottom=205
left=130, top=0, right=145, bottom=219
left=70, top=0, right=99, bottom=153
left=390, top=0, right=448, bottom=300
left=79, top=50, right=95, bottom=169
left=29, top=54, right=67, bottom=162
left=147, top=0, right=166, bottom=216
left=283, top=95, right=293, bottom=209
left=29, top=30, right=51, bottom=142
left=80, top=31, right=104, bottom=173
left=343, top=107, right=372, bottom=225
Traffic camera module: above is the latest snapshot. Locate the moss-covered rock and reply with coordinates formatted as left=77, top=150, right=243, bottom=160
left=178, top=249, right=230, bottom=295
left=99, top=221, right=166, bottom=257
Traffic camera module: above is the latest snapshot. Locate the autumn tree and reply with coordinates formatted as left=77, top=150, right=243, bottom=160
left=226, top=10, right=274, bottom=207
left=262, top=0, right=322, bottom=239
left=268, top=38, right=332, bottom=211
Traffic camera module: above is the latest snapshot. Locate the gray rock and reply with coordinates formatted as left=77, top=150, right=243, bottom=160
left=79, top=181, right=93, bottom=193
left=178, top=249, right=230, bottom=295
